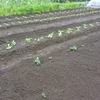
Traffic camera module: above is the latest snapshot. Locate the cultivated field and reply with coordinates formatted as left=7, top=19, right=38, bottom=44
left=0, top=7, right=100, bottom=100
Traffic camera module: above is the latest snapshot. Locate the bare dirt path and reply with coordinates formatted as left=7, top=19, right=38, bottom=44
left=0, top=7, right=100, bottom=100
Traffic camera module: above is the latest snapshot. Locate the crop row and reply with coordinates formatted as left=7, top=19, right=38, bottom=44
left=0, top=9, right=100, bottom=28
left=5, top=21, right=100, bottom=50
left=1, top=7, right=96, bottom=22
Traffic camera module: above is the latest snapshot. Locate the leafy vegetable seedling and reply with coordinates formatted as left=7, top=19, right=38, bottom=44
left=83, top=24, right=87, bottom=29
left=25, top=38, right=32, bottom=43
left=48, top=57, right=52, bottom=60
left=66, top=28, right=73, bottom=34
left=70, top=46, right=77, bottom=51
left=11, top=40, right=16, bottom=45
left=89, top=24, right=94, bottom=27
left=81, top=45, right=85, bottom=47
left=6, top=40, right=16, bottom=49
left=6, top=44, right=12, bottom=49
left=96, top=22, right=99, bottom=25
left=58, top=30, right=64, bottom=36
left=76, top=27, right=81, bottom=31
left=34, top=57, right=41, bottom=65
left=42, top=93, right=46, bottom=98
left=37, top=38, right=41, bottom=41
left=46, top=33, right=54, bottom=38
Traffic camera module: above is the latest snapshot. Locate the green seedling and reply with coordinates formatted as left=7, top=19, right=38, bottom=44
left=18, top=22, right=22, bottom=24
left=70, top=46, right=77, bottom=51
left=58, top=30, right=63, bottom=36
left=15, top=17, right=19, bottom=19
left=4, top=23, right=9, bottom=26
left=40, top=37, right=44, bottom=39
left=6, top=40, right=16, bottom=49
left=76, top=27, right=81, bottom=31
left=81, top=45, right=85, bottom=47
left=66, top=28, right=73, bottom=34
left=24, top=21, right=29, bottom=23
left=42, top=93, right=46, bottom=98
left=34, top=57, right=41, bottom=65
left=6, top=44, right=12, bottom=49
left=11, top=40, right=16, bottom=45
left=34, top=38, right=37, bottom=41
left=11, top=22, right=15, bottom=25
left=25, top=38, right=32, bottom=43
left=46, top=33, right=54, bottom=38
left=23, top=16, right=27, bottom=18
left=0, top=25, right=2, bottom=27
left=48, top=57, right=52, bottom=60
left=37, top=38, right=41, bottom=41
left=96, top=22, right=99, bottom=25
left=89, top=23, right=92, bottom=26
left=83, top=24, right=87, bottom=29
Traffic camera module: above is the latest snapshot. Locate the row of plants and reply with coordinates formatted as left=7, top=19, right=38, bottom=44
left=2, top=7, right=96, bottom=22
left=5, top=21, right=100, bottom=50
left=0, top=9, right=100, bottom=28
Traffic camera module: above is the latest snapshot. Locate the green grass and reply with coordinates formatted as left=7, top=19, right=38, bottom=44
left=0, top=0, right=83, bottom=17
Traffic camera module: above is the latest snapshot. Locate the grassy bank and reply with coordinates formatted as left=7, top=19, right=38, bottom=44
left=0, top=0, right=83, bottom=17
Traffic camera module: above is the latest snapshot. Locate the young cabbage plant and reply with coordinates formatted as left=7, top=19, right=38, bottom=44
left=6, top=40, right=16, bottom=49
left=11, top=40, right=16, bottom=46
left=4, top=23, right=9, bottom=26
left=58, top=30, right=64, bottom=36
left=37, top=38, right=41, bottom=41
left=83, top=24, right=87, bottom=29
left=25, top=38, right=32, bottom=43
left=34, top=57, right=41, bottom=65
left=42, top=93, right=46, bottom=98
left=89, top=24, right=94, bottom=27
left=6, top=44, right=12, bottom=49
left=48, top=57, right=52, bottom=60
left=76, top=27, right=81, bottom=31
left=96, top=22, right=99, bottom=25
left=70, top=46, right=77, bottom=51
left=46, top=32, right=54, bottom=38
left=66, top=28, right=73, bottom=34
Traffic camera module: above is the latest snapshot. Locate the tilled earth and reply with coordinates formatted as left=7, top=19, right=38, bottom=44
left=0, top=7, right=100, bottom=100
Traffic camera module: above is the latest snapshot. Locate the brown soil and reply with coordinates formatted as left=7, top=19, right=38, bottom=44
left=0, top=7, right=100, bottom=100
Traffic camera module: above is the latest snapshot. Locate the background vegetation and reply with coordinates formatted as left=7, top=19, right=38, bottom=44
left=0, top=0, right=86, bottom=17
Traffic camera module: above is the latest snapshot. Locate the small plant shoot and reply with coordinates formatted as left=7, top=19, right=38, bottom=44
left=89, top=24, right=94, bottom=27
left=58, top=30, right=63, bottom=36
left=6, top=44, right=12, bottom=49
left=70, top=46, right=77, bottom=51
left=42, top=93, right=46, bottom=98
left=25, top=38, right=32, bottom=43
left=11, top=40, right=16, bottom=45
left=76, top=27, right=81, bottom=31
left=66, top=28, right=73, bottom=34
left=46, top=33, right=54, bottom=38
left=81, top=45, right=85, bottom=47
left=6, top=40, right=16, bottom=49
left=48, top=57, right=52, bottom=60
left=34, top=57, right=41, bottom=65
